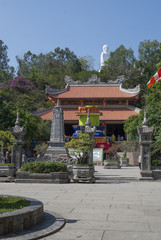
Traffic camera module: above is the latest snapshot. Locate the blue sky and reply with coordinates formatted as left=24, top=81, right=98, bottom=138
left=1, top=0, right=161, bottom=72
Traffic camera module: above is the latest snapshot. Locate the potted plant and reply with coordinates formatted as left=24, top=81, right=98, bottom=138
left=104, top=159, right=121, bottom=169
left=119, top=141, right=130, bottom=167
left=65, top=133, right=95, bottom=183
left=16, top=161, right=70, bottom=183
left=104, top=143, right=121, bottom=169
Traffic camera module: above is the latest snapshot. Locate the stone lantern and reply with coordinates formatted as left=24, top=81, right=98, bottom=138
left=10, top=111, right=26, bottom=170
left=137, top=110, right=154, bottom=180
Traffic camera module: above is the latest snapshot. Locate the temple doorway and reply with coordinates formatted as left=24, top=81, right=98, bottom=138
left=106, top=124, right=125, bottom=140
left=65, top=124, right=75, bottom=137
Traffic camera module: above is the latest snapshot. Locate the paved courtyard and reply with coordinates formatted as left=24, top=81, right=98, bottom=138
left=1, top=167, right=161, bottom=240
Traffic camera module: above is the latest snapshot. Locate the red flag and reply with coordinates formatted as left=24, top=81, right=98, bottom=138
left=147, top=68, right=161, bottom=87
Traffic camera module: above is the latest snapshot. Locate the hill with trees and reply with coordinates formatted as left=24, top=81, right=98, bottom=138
left=0, top=39, right=161, bottom=144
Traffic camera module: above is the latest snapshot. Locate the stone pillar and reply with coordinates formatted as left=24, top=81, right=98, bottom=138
left=10, top=111, right=26, bottom=170
left=45, top=100, right=67, bottom=157
left=137, top=110, right=154, bottom=180
left=84, top=110, right=96, bottom=165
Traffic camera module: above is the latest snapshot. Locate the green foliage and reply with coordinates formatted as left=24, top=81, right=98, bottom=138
left=0, top=163, right=14, bottom=166
left=18, top=110, right=50, bottom=143
left=16, top=47, right=83, bottom=90
left=151, top=135, right=161, bottom=158
left=104, top=159, right=119, bottom=162
left=0, top=102, right=16, bottom=130
left=101, top=45, right=135, bottom=80
left=146, top=81, right=161, bottom=137
left=0, top=130, right=16, bottom=153
left=124, top=112, right=143, bottom=138
left=78, top=56, right=95, bottom=71
left=0, top=40, right=15, bottom=82
left=0, top=196, right=30, bottom=214
left=20, top=161, right=67, bottom=173
left=151, top=159, right=161, bottom=166
left=34, top=143, right=48, bottom=156
left=65, top=133, right=95, bottom=165
left=138, top=40, right=161, bottom=78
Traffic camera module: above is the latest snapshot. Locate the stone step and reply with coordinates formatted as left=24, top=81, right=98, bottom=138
left=0, top=177, right=15, bottom=182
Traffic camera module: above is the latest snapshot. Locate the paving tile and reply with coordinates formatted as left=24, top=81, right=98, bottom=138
left=102, top=231, right=161, bottom=240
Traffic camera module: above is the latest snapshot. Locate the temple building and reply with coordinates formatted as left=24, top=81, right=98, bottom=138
left=36, top=80, right=140, bottom=140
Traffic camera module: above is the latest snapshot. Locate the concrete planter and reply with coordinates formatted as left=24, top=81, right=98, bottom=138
left=72, top=165, right=95, bottom=183
left=152, top=166, right=161, bottom=180
left=117, top=152, right=140, bottom=166
left=120, top=157, right=129, bottom=167
left=104, top=160, right=121, bottom=169
left=15, top=171, right=70, bottom=183
left=0, top=165, right=16, bottom=182
left=0, top=196, right=43, bottom=235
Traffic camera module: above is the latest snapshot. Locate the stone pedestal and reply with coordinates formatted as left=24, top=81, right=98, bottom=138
left=138, top=110, right=154, bottom=180
left=72, top=166, right=95, bottom=183
left=45, top=100, right=67, bottom=158
left=120, top=157, right=129, bottom=167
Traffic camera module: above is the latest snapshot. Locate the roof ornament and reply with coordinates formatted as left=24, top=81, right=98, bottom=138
left=120, top=83, right=140, bottom=94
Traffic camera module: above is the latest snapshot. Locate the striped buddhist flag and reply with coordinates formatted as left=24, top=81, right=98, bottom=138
left=147, top=68, right=161, bottom=87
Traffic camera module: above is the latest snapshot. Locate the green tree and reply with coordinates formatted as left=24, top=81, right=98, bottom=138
left=138, top=40, right=161, bottom=78
left=101, top=45, right=135, bottom=80
left=16, top=47, right=83, bottom=89
left=124, top=80, right=161, bottom=139
left=146, top=80, right=161, bottom=137
left=78, top=56, right=95, bottom=71
left=0, top=102, right=16, bottom=130
left=156, top=41, right=161, bottom=69
left=0, top=40, right=14, bottom=82
left=124, top=113, right=143, bottom=139
left=0, top=131, right=16, bottom=160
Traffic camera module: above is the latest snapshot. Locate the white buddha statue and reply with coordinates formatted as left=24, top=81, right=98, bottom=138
left=100, top=44, right=108, bottom=71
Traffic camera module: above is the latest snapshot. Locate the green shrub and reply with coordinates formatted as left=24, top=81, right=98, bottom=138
left=20, top=161, right=67, bottom=173
left=104, top=159, right=119, bottom=162
left=0, top=196, right=30, bottom=214
left=151, top=159, right=161, bottom=166
left=75, top=163, right=93, bottom=166
left=34, top=143, right=48, bottom=157
left=0, top=163, right=14, bottom=166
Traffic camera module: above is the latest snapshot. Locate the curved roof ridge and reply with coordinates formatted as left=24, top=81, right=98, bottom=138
left=127, top=105, right=141, bottom=113
left=46, top=84, right=69, bottom=95
left=120, top=84, right=140, bottom=94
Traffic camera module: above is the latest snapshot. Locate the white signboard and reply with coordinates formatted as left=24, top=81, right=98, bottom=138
left=93, top=148, right=103, bottom=163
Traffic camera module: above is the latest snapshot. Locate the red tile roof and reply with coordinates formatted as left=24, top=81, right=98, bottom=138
left=48, top=85, right=139, bottom=99
left=40, top=107, right=139, bottom=121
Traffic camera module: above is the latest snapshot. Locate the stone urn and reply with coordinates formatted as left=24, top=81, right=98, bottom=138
left=72, top=165, right=95, bottom=183
left=120, top=157, right=129, bottom=167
